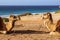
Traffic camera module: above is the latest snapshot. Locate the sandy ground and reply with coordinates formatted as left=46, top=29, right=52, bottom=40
left=0, top=13, right=60, bottom=40
left=0, top=21, right=60, bottom=40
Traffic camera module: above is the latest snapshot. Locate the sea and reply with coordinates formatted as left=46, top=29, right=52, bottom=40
left=0, top=6, right=60, bottom=18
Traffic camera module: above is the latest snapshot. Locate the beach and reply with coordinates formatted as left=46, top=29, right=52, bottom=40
left=0, top=12, right=60, bottom=40
left=0, top=6, right=60, bottom=40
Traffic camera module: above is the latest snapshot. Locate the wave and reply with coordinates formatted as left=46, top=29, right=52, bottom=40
left=0, top=14, right=18, bottom=18
left=0, top=13, right=39, bottom=18
left=0, top=11, right=55, bottom=18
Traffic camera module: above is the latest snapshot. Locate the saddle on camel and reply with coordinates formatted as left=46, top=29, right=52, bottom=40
left=0, top=15, right=17, bottom=34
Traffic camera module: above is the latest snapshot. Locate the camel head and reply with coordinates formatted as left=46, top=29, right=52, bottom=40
left=9, top=14, right=17, bottom=21
left=43, top=12, right=53, bottom=24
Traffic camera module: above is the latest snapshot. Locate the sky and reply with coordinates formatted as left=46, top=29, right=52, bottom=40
left=0, top=0, right=59, bottom=6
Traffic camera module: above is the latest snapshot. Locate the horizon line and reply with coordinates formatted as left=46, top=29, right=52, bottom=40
left=0, top=5, right=59, bottom=6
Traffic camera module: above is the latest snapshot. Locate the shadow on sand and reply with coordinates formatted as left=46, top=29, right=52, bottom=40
left=7, top=30, right=49, bottom=34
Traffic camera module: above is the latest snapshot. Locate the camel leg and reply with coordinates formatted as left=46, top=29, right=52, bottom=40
left=44, top=20, right=56, bottom=31
left=49, top=31, right=60, bottom=35
left=44, top=21, right=51, bottom=31
left=47, top=24, right=57, bottom=35
left=0, top=31, right=7, bottom=34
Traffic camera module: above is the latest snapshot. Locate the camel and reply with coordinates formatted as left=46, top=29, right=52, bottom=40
left=0, top=15, right=17, bottom=34
left=42, top=12, right=57, bottom=34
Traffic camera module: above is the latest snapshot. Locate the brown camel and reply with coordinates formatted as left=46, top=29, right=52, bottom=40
left=0, top=15, right=17, bottom=34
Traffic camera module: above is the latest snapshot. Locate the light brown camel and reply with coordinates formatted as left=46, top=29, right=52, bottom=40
left=0, top=15, right=17, bottom=34
left=42, top=12, right=57, bottom=34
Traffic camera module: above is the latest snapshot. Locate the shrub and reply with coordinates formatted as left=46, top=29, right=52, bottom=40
left=55, top=10, right=60, bottom=13
left=3, top=18, right=9, bottom=22
left=24, top=12, right=32, bottom=15
left=19, top=12, right=32, bottom=16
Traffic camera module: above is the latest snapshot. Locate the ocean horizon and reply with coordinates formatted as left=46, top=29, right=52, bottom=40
left=0, top=6, right=60, bottom=17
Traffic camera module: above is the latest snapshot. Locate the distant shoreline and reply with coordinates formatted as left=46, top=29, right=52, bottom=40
left=0, top=11, right=55, bottom=18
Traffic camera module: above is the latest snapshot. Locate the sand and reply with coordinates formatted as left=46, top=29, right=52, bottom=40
left=0, top=12, right=60, bottom=40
